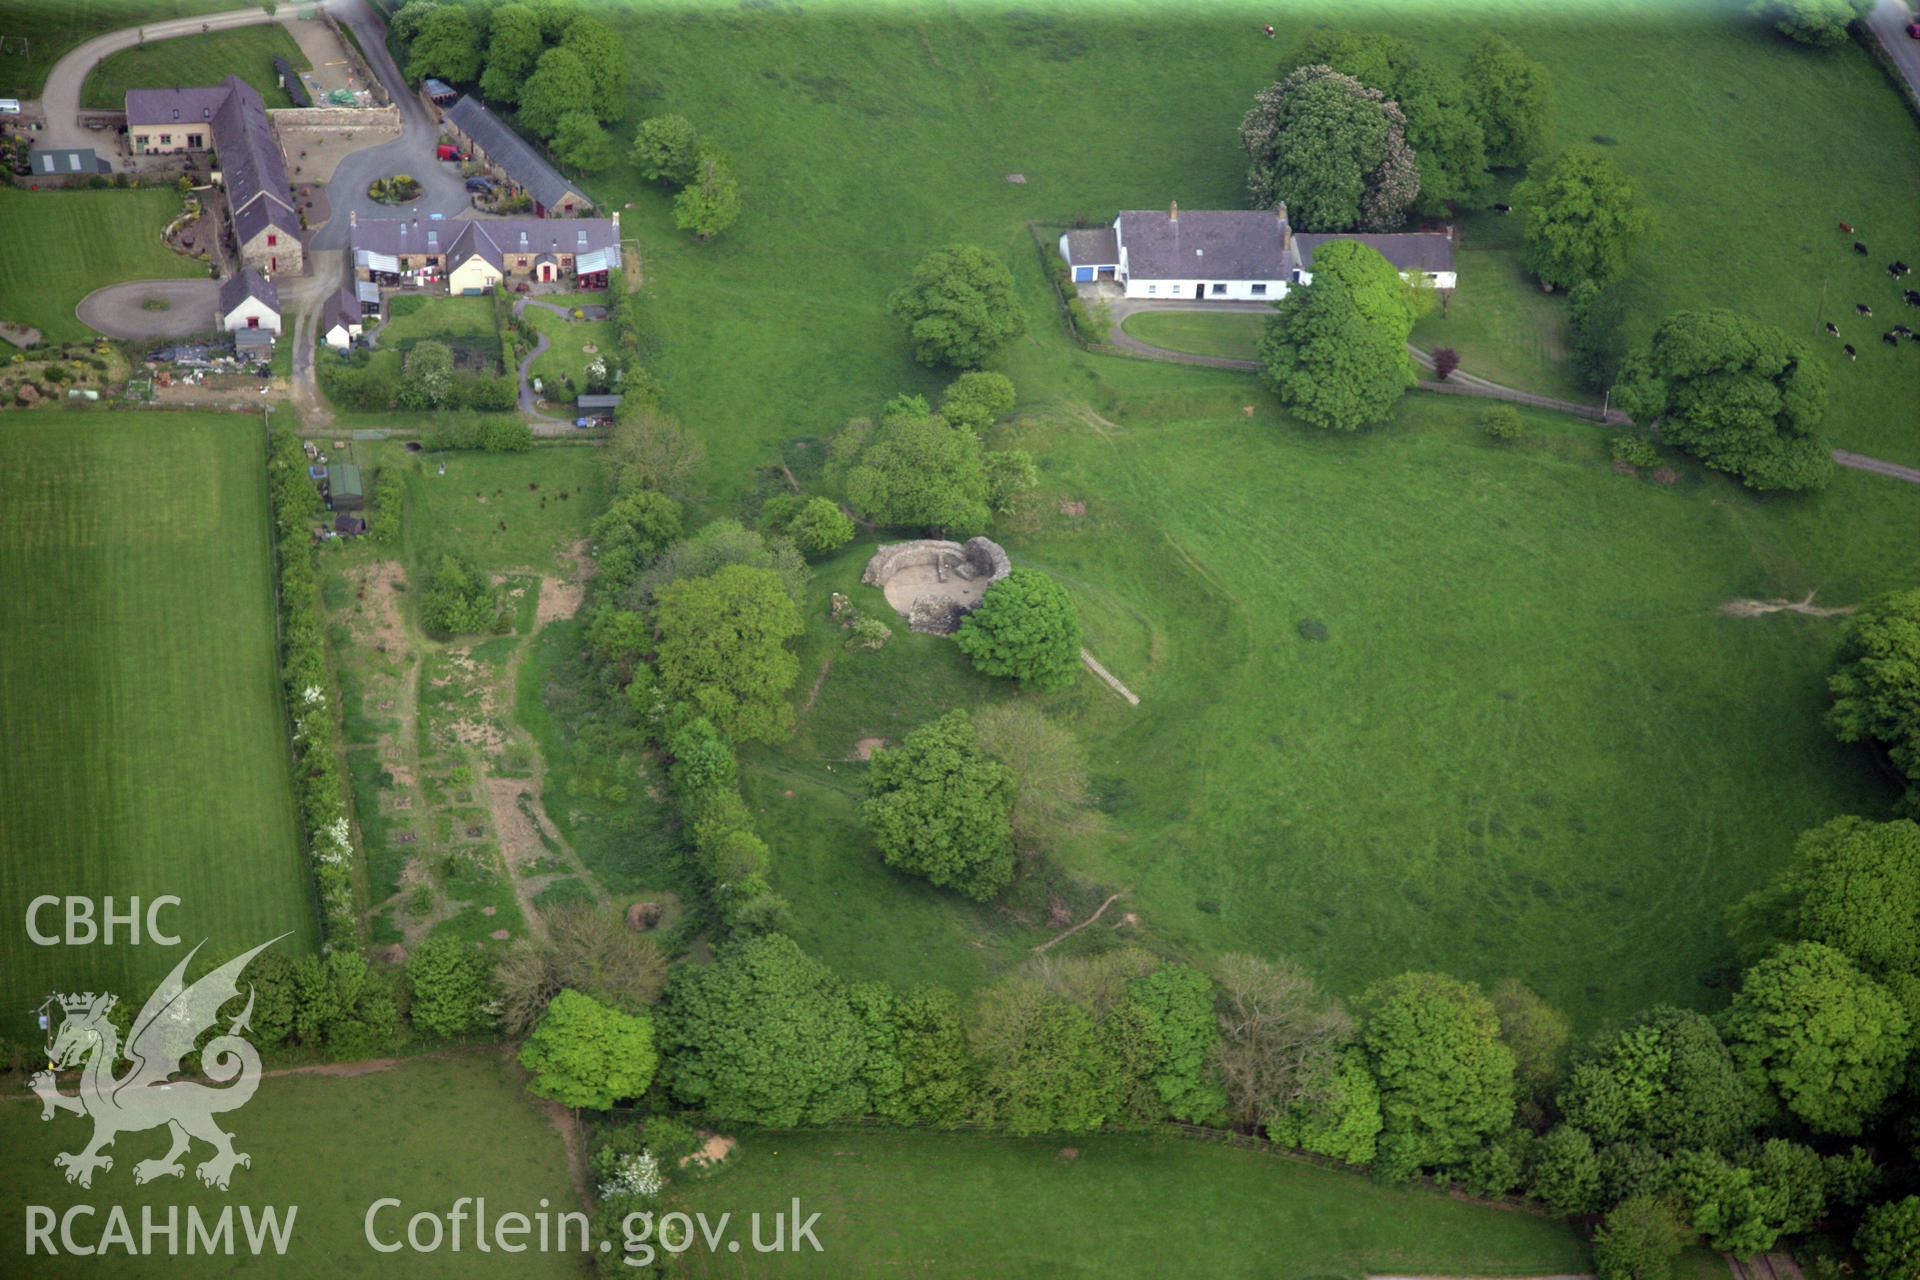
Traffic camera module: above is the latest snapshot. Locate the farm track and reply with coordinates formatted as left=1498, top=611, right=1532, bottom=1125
left=1101, top=299, right=1920, bottom=486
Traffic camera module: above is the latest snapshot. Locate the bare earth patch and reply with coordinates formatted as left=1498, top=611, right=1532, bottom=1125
left=1720, top=591, right=1856, bottom=619
left=850, top=736, right=888, bottom=761
left=349, top=561, right=410, bottom=654
left=679, top=1133, right=736, bottom=1170
left=881, top=562, right=989, bottom=616
left=536, top=574, right=584, bottom=625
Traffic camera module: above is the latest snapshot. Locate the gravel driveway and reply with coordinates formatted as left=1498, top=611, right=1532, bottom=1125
left=75, top=279, right=221, bottom=340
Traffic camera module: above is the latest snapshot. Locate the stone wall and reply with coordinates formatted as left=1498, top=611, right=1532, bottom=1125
left=861, top=536, right=1011, bottom=590
left=268, top=105, right=401, bottom=132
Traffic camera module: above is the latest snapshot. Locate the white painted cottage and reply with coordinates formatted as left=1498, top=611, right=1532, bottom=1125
left=322, top=285, right=364, bottom=352
left=1060, top=202, right=1456, bottom=301
left=218, top=267, right=281, bottom=336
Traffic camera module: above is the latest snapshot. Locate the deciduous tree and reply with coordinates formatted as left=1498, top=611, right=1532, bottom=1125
left=1359, top=971, right=1516, bottom=1179
left=971, top=703, right=1098, bottom=855
left=517, top=46, right=594, bottom=138
left=1257, top=238, right=1416, bottom=430
left=954, top=568, right=1082, bottom=693
left=560, top=14, right=625, bottom=119
left=887, top=244, right=1025, bottom=369
left=1214, top=953, right=1356, bottom=1131
left=1731, top=816, right=1920, bottom=976
left=840, top=410, right=993, bottom=531
left=1612, top=309, right=1833, bottom=492
left=673, top=154, right=742, bottom=242
left=1594, top=1195, right=1685, bottom=1280
left=1725, top=942, right=1911, bottom=1136
left=631, top=114, right=700, bottom=186
left=1750, top=0, right=1872, bottom=46
left=939, top=371, right=1017, bottom=434
left=1464, top=34, right=1551, bottom=169
left=863, top=710, right=1016, bottom=900
left=967, top=977, right=1120, bottom=1134
left=658, top=933, right=870, bottom=1125
left=478, top=2, right=542, bottom=103
left=1829, top=590, right=1920, bottom=810
left=406, top=936, right=497, bottom=1038
left=608, top=405, right=705, bottom=496
left=1239, top=64, right=1418, bottom=230
left=653, top=565, right=802, bottom=743
left=1857, top=1196, right=1920, bottom=1280
left=520, top=989, right=657, bottom=1110
left=1515, top=146, right=1651, bottom=291
left=551, top=111, right=617, bottom=171
left=1557, top=1006, right=1766, bottom=1154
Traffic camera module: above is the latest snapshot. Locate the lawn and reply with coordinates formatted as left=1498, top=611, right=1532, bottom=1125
left=1121, top=308, right=1266, bottom=361
left=520, top=295, right=619, bottom=405
left=394, top=441, right=604, bottom=571
left=0, top=1051, right=581, bottom=1277
left=1411, top=243, right=1587, bottom=402
left=0, top=186, right=199, bottom=345
left=0, top=413, right=317, bottom=1034
left=666, top=1128, right=1588, bottom=1278
left=0, top=0, right=234, bottom=98
left=80, top=23, right=309, bottom=109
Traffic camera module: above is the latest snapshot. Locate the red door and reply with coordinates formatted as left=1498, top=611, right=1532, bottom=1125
left=269, top=258, right=277, bottom=273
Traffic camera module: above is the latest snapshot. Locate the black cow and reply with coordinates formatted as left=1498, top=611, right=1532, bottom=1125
left=1854, top=241, right=1870, bottom=255
left=1844, top=344, right=1857, bottom=360
left=1491, top=203, right=1512, bottom=214
left=1884, top=331, right=1902, bottom=348
left=1826, top=321, right=1841, bottom=336
left=1857, top=303, right=1874, bottom=316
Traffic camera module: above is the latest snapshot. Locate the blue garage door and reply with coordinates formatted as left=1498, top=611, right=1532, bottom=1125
left=1073, top=266, right=1094, bottom=283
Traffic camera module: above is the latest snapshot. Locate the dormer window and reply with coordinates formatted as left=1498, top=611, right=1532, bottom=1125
left=171, top=108, right=180, bottom=120
left=427, top=230, right=438, bottom=248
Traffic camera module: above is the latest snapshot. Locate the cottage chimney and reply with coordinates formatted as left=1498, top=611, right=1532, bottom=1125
left=1277, top=201, right=1293, bottom=255
left=349, top=209, right=356, bottom=228
left=1169, top=199, right=1178, bottom=223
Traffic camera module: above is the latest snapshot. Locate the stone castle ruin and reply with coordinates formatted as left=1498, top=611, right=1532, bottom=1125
left=862, top=537, right=1012, bottom=634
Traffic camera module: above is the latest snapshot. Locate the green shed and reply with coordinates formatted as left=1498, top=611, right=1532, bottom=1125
left=329, top=463, right=365, bottom=511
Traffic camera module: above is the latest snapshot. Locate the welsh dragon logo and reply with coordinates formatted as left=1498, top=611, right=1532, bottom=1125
left=31, top=936, right=285, bottom=1191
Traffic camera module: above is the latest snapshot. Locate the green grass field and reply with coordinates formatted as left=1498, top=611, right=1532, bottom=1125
left=1411, top=243, right=1586, bottom=401
left=0, top=0, right=234, bottom=98
left=1120, top=309, right=1266, bottom=361
left=80, top=23, right=309, bottom=109
left=0, top=413, right=317, bottom=1039
left=581, top=0, right=1920, bottom=1025
left=0, top=187, right=199, bottom=345
left=0, top=1051, right=579, bottom=1277
left=667, top=1128, right=1587, bottom=1278
left=760, top=377, right=1911, bottom=1023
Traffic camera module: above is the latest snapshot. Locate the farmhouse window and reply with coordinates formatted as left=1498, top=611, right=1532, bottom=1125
left=1251, top=283, right=1267, bottom=295
left=267, top=234, right=277, bottom=247
left=159, top=134, right=172, bottom=145
left=188, top=133, right=203, bottom=148
left=1211, top=283, right=1226, bottom=295
left=247, top=316, right=259, bottom=328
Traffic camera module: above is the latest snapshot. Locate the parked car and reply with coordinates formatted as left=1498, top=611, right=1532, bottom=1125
left=1908, top=20, right=1920, bottom=37
left=464, top=176, right=493, bottom=193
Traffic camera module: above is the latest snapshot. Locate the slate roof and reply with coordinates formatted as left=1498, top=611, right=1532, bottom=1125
left=125, top=85, right=230, bottom=127
left=1062, top=227, right=1120, bottom=267
left=31, top=148, right=108, bottom=174
left=1114, top=207, right=1455, bottom=281
left=351, top=216, right=621, bottom=272
left=129, top=78, right=297, bottom=245
left=1117, top=209, right=1289, bottom=280
left=1295, top=232, right=1454, bottom=274
left=444, top=96, right=587, bottom=212
left=218, top=266, right=279, bottom=314
left=327, top=284, right=361, bottom=332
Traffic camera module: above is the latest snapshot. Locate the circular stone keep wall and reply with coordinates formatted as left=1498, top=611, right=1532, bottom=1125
left=861, top=536, right=1011, bottom=634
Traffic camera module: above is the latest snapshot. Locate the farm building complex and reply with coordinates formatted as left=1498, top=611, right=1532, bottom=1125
left=1060, top=203, right=1455, bottom=300
left=349, top=211, right=621, bottom=294
left=442, top=95, right=593, bottom=217
left=124, top=76, right=303, bottom=275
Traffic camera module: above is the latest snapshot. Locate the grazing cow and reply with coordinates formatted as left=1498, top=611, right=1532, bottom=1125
left=1491, top=202, right=1512, bottom=214
left=1826, top=321, right=1841, bottom=336
left=1894, top=324, right=1914, bottom=337
left=1844, top=344, right=1857, bottom=360
left=1884, top=331, right=1901, bottom=347
left=1894, top=261, right=1911, bottom=276
left=1857, top=303, right=1874, bottom=316
left=1906, top=290, right=1920, bottom=306
left=1854, top=241, right=1870, bottom=255
left=1839, top=221, right=1855, bottom=234
left=1891, top=264, right=1906, bottom=279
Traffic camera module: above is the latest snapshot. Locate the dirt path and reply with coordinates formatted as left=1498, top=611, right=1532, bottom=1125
left=1032, top=892, right=1125, bottom=953
left=540, top=1096, right=595, bottom=1209
left=798, top=656, right=834, bottom=716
